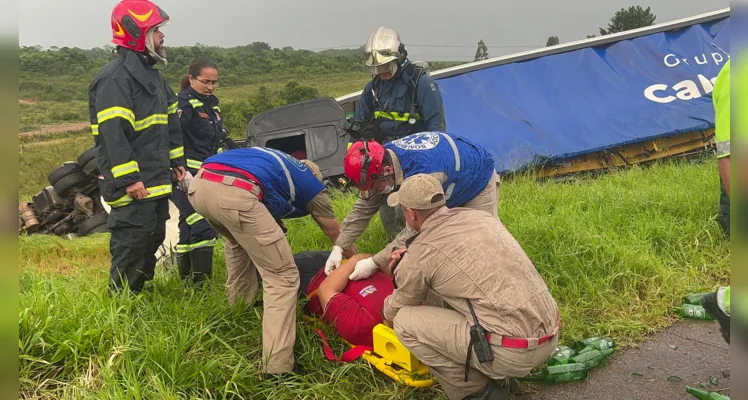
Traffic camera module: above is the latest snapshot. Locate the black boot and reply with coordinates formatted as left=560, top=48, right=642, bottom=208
left=176, top=252, right=191, bottom=281
left=190, top=247, right=214, bottom=287
left=463, top=380, right=510, bottom=400
left=702, top=290, right=730, bottom=344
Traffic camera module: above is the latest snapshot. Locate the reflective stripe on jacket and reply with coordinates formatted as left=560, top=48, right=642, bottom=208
left=177, top=87, right=225, bottom=172
left=88, top=47, right=184, bottom=208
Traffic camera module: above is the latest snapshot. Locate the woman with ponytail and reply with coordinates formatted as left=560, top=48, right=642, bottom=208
left=173, top=56, right=224, bottom=287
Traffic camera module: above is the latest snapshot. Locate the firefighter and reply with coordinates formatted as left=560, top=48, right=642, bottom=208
left=89, top=0, right=186, bottom=294
left=171, top=56, right=226, bottom=286
left=350, top=26, right=447, bottom=237
left=186, top=146, right=354, bottom=375
left=382, top=174, right=560, bottom=400
left=324, top=132, right=500, bottom=280
left=354, top=26, right=445, bottom=141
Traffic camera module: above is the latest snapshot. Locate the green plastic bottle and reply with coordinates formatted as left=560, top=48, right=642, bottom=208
left=549, top=346, right=575, bottom=366
left=683, top=293, right=710, bottom=305
left=523, top=363, right=587, bottom=383
left=576, top=337, right=615, bottom=354
left=680, top=304, right=714, bottom=320
left=545, top=363, right=587, bottom=383
left=685, top=386, right=730, bottom=400
left=570, top=349, right=608, bottom=370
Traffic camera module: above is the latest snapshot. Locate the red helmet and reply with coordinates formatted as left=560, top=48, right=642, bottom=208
left=344, top=140, right=386, bottom=190
left=111, top=0, right=169, bottom=52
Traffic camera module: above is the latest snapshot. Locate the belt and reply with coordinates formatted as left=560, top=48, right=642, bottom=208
left=486, top=315, right=561, bottom=350
left=196, top=168, right=264, bottom=201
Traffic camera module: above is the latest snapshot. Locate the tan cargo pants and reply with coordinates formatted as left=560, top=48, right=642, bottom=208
left=187, top=172, right=299, bottom=374
left=393, top=306, right=556, bottom=400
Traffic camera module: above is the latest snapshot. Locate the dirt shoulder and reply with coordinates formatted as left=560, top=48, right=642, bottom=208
left=20, top=122, right=90, bottom=137
left=515, top=320, right=730, bottom=399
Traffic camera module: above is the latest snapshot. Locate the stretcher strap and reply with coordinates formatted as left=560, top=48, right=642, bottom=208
left=314, top=328, right=372, bottom=363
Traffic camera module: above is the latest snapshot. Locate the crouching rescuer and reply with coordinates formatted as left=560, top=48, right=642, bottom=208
left=381, top=174, right=561, bottom=400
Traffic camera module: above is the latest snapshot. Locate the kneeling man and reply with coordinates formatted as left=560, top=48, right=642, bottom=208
left=382, top=174, right=560, bottom=400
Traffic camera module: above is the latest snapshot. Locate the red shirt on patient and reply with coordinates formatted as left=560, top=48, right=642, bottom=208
left=305, top=266, right=394, bottom=347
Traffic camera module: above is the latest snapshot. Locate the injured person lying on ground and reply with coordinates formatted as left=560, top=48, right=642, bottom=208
left=293, top=251, right=394, bottom=347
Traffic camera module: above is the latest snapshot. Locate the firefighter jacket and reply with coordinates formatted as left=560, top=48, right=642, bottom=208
left=177, top=87, right=226, bottom=172
left=353, top=60, right=445, bottom=142
left=88, top=47, right=185, bottom=208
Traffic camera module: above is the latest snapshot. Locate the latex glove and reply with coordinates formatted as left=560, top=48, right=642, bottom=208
left=178, top=170, right=193, bottom=192
left=325, top=245, right=344, bottom=275
left=349, top=257, right=378, bottom=281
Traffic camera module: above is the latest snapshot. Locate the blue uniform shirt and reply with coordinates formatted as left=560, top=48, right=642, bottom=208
left=203, top=147, right=326, bottom=219
left=385, top=132, right=496, bottom=207
left=354, top=61, right=445, bottom=141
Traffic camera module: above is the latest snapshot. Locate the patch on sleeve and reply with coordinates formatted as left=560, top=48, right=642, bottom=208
left=430, top=83, right=436, bottom=91
left=177, top=109, right=183, bottom=118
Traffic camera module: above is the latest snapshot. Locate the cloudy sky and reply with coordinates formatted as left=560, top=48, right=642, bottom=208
left=19, top=0, right=729, bottom=61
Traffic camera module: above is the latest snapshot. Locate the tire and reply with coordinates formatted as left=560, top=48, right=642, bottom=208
left=53, top=171, right=91, bottom=197
left=82, top=158, right=99, bottom=177
left=77, top=147, right=97, bottom=167
left=78, top=212, right=109, bottom=236
left=48, top=162, right=82, bottom=186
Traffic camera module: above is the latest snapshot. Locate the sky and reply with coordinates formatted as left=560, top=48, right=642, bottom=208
left=18, top=0, right=730, bottom=61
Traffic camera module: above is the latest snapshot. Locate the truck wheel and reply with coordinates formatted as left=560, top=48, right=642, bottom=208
left=47, top=162, right=82, bottom=186
left=78, top=212, right=109, bottom=236
left=82, top=158, right=99, bottom=177
left=53, top=171, right=91, bottom=197
left=77, top=147, right=97, bottom=167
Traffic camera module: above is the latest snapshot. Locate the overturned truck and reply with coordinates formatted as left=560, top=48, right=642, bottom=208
left=19, top=147, right=110, bottom=237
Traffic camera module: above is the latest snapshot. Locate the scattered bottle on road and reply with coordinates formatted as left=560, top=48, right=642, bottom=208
left=575, top=337, right=615, bottom=354
left=686, top=386, right=730, bottom=399
left=525, top=363, right=588, bottom=383
left=680, top=304, right=714, bottom=320
left=549, top=346, right=575, bottom=366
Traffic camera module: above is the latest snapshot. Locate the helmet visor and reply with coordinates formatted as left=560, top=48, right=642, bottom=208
left=365, top=49, right=397, bottom=67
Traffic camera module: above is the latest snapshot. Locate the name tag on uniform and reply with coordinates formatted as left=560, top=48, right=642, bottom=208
left=198, top=112, right=209, bottom=118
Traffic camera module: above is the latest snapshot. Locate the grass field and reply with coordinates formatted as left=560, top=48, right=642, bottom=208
left=18, top=72, right=371, bottom=133
left=18, top=151, right=730, bottom=399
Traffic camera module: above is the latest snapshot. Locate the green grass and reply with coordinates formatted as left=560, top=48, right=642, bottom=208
left=19, top=131, right=93, bottom=202
left=19, top=72, right=370, bottom=133
left=19, top=101, right=89, bottom=132
left=18, top=156, right=730, bottom=399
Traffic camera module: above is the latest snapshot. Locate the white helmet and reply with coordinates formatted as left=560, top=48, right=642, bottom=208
left=364, top=26, right=407, bottom=77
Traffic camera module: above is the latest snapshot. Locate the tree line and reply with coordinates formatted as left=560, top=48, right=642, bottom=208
left=20, top=42, right=369, bottom=86
left=545, top=6, right=657, bottom=46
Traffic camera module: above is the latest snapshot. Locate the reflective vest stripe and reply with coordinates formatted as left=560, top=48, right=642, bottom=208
left=186, top=212, right=204, bottom=225
left=105, top=184, right=172, bottom=208
left=189, top=99, right=204, bottom=108
left=134, top=114, right=168, bottom=131
left=255, top=148, right=296, bottom=202
left=186, top=159, right=203, bottom=169
left=97, top=106, right=135, bottom=127
left=167, top=101, right=178, bottom=114
left=373, top=110, right=421, bottom=122
left=175, top=238, right=216, bottom=253
left=441, top=133, right=461, bottom=200
left=111, top=160, right=140, bottom=178
left=717, top=140, right=730, bottom=158
left=170, top=146, right=184, bottom=160
left=91, top=124, right=99, bottom=136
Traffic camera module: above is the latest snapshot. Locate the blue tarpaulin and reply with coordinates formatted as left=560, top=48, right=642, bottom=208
left=437, top=16, right=731, bottom=174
